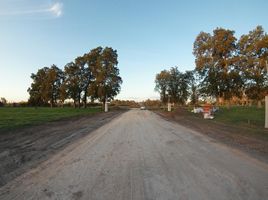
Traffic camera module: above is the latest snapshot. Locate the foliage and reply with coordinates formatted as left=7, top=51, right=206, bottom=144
left=0, top=97, right=7, bottom=107
left=90, top=47, right=122, bottom=105
left=28, top=46, right=122, bottom=109
left=155, top=67, right=194, bottom=105
left=155, top=70, right=170, bottom=103
left=187, top=70, right=199, bottom=105
left=28, top=65, right=63, bottom=107
left=193, top=28, right=244, bottom=104
left=193, top=26, right=268, bottom=106
left=63, top=62, right=83, bottom=108
left=143, top=99, right=162, bottom=109
left=111, top=99, right=140, bottom=108
left=237, top=26, right=268, bottom=107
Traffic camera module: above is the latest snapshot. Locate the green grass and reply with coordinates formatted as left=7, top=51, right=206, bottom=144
left=0, top=107, right=101, bottom=131
left=214, top=106, right=265, bottom=129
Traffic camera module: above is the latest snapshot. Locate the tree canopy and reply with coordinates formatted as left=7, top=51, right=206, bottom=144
left=28, top=46, right=122, bottom=108
left=155, top=67, right=194, bottom=105
left=156, top=25, right=268, bottom=107
left=192, top=25, right=268, bottom=107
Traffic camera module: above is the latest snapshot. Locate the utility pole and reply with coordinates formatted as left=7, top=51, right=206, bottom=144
left=105, top=96, right=108, bottom=112
left=168, top=95, right=171, bottom=112
left=265, top=96, right=268, bottom=128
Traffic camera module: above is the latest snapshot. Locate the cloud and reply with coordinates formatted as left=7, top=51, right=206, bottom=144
left=49, top=2, right=63, bottom=17
left=0, top=2, right=63, bottom=18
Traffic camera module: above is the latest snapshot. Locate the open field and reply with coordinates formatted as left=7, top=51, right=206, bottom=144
left=214, top=106, right=265, bottom=129
left=0, top=107, right=101, bottom=132
left=185, top=105, right=266, bottom=133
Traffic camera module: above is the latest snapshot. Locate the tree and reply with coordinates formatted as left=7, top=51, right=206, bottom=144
left=0, top=97, right=7, bottom=107
left=83, top=47, right=102, bottom=107
left=28, top=65, right=63, bottom=107
left=74, top=56, right=88, bottom=108
left=155, top=67, right=194, bottom=105
left=0, top=97, right=7, bottom=104
left=238, top=26, right=268, bottom=108
left=167, top=67, right=191, bottom=105
left=47, top=65, right=64, bottom=107
left=186, top=70, right=199, bottom=105
left=91, top=47, right=122, bottom=107
left=64, top=62, right=83, bottom=108
left=193, top=28, right=242, bottom=106
left=58, top=75, right=67, bottom=106
left=28, top=46, right=123, bottom=108
left=143, top=99, right=162, bottom=108
left=155, top=70, right=170, bottom=103
left=28, top=67, right=50, bottom=106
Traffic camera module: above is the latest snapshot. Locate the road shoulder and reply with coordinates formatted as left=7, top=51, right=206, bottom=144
left=155, top=108, right=268, bottom=164
left=0, top=110, right=126, bottom=187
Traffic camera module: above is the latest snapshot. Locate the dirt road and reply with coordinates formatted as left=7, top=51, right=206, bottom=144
left=1, top=110, right=268, bottom=200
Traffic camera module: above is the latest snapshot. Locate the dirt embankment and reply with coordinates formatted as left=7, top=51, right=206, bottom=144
left=156, top=108, right=268, bottom=163
left=0, top=110, right=125, bottom=187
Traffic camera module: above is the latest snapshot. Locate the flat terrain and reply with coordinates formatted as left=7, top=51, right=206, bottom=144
left=156, top=107, right=268, bottom=163
left=0, top=107, right=101, bottom=131
left=0, top=110, right=124, bottom=187
left=212, top=106, right=265, bottom=128
left=0, top=110, right=267, bottom=200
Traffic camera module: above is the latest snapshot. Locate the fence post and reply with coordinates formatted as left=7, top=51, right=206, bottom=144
left=265, top=96, right=268, bottom=128
left=105, top=101, right=108, bottom=112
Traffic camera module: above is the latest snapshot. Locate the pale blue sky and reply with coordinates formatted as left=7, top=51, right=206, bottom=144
left=0, top=0, right=267, bottom=102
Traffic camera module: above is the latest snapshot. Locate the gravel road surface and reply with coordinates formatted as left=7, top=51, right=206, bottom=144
left=0, top=110, right=267, bottom=200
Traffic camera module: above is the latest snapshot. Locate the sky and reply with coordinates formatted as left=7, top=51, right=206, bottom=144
left=0, top=0, right=268, bottom=102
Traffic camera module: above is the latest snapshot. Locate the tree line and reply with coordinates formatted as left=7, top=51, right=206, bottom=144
left=155, top=26, right=268, bottom=107
left=28, top=47, right=122, bottom=108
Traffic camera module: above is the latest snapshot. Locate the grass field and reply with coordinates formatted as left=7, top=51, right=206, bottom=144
left=0, top=107, right=101, bottom=131
left=214, top=106, right=265, bottom=129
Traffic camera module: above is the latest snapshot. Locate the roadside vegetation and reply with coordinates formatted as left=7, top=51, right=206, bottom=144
left=155, top=26, right=268, bottom=108
left=0, top=107, right=101, bottom=132
left=214, top=106, right=265, bottom=129
left=27, top=46, right=122, bottom=108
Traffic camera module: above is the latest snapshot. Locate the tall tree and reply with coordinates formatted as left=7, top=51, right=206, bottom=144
left=0, top=97, right=7, bottom=106
left=47, top=65, right=63, bottom=107
left=59, top=80, right=67, bottom=106
left=83, top=47, right=102, bottom=107
left=74, top=56, right=88, bottom=108
left=28, top=65, right=63, bottom=107
left=238, top=25, right=268, bottom=108
left=193, top=28, right=242, bottom=106
left=186, top=70, right=199, bottom=105
left=92, top=47, right=122, bottom=106
left=28, top=46, right=123, bottom=108
left=64, top=62, right=83, bottom=108
left=155, top=70, right=170, bottom=103
left=28, top=67, right=50, bottom=106
left=167, top=67, right=192, bottom=105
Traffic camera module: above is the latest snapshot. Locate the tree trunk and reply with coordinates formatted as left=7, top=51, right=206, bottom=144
left=78, top=93, right=81, bottom=108
left=216, top=96, right=224, bottom=106
left=226, top=99, right=231, bottom=109
left=83, top=91, right=87, bottom=108
left=102, top=99, right=106, bottom=111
